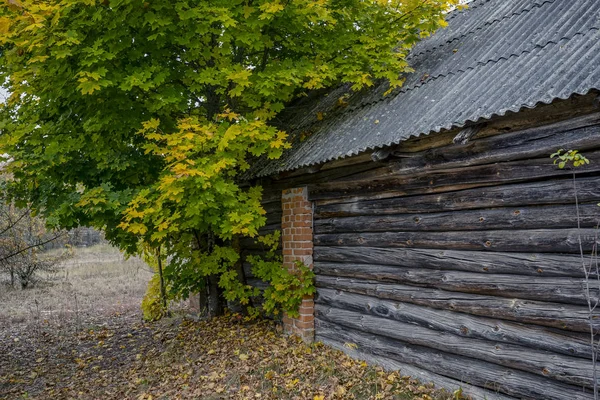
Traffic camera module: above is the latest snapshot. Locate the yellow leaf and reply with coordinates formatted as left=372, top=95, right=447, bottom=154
left=0, top=17, right=11, bottom=34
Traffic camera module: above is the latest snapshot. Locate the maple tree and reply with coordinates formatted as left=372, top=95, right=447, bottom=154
left=0, top=0, right=458, bottom=316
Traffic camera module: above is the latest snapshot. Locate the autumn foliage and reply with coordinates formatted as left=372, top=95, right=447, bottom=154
left=0, top=0, right=458, bottom=315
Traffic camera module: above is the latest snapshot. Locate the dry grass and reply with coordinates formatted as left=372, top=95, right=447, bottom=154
left=0, top=244, right=154, bottom=331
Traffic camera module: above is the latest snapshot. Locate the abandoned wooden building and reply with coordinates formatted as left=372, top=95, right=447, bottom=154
left=242, top=0, right=600, bottom=399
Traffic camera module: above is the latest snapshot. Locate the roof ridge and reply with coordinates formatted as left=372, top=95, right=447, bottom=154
left=288, top=26, right=600, bottom=139
left=408, top=0, right=556, bottom=61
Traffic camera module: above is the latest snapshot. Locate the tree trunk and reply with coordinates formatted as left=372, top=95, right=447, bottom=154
left=156, top=246, right=167, bottom=311
left=207, top=274, right=224, bottom=317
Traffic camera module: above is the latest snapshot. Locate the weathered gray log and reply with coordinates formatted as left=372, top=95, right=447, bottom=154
left=391, top=112, right=600, bottom=174
left=316, top=305, right=595, bottom=387
left=453, top=125, right=481, bottom=145
left=265, top=158, right=382, bottom=188
left=371, top=148, right=391, bottom=162
left=264, top=212, right=282, bottom=226
left=316, top=276, right=599, bottom=332
left=315, top=176, right=600, bottom=217
left=316, top=320, right=596, bottom=399
left=262, top=200, right=281, bottom=214
left=314, top=262, right=592, bottom=305
left=308, top=148, right=600, bottom=202
left=314, top=247, right=591, bottom=277
left=257, top=222, right=281, bottom=235
left=320, top=336, right=517, bottom=400
left=316, top=288, right=592, bottom=359
left=314, top=203, right=600, bottom=234
left=314, top=229, right=600, bottom=253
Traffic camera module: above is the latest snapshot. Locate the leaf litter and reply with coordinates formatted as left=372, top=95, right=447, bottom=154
left=1, top=312, right=460, bottom=400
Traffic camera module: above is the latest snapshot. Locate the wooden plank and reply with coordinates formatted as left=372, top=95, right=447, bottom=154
left=314, top=176, right=600, bottom=217
left=313, top=247, right=590, bottom=277
left=314, top=262, right=590, bottom=305
left=320, top=336, right=517, bottom=400
left=316, top=305, right=595, bottom=387
left=314, top=228, right=600, bottom=253
left=314, top=203, right=600, bottom=234
left=316, top=288, right=592, bottom=359
left=308, top=149, right=600, bottom=202
left=315, top=276, right=599, bottom=333
left=316, top=320, right=596, bottom=400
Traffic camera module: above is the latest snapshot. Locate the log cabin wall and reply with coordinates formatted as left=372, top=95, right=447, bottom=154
left=255, top=94, right=600, bottom=399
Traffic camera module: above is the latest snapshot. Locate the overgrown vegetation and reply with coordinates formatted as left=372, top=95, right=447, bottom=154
left=0, top=0, right=459, bottom=316
left=0, top=202, right=71, bottom=289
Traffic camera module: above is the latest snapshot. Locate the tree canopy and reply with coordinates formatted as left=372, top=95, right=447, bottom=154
left=0, top=0, right=458, bottom=315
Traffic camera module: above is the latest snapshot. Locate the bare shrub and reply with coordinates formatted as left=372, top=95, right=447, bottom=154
left=0, top=203, right=70, bottom=289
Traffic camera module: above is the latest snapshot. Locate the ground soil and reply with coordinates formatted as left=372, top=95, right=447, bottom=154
left=0, top=245, right=455, bottom=400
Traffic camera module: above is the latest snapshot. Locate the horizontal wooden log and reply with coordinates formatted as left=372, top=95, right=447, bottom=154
left=314, top=262, right=591, bottom=305
left=392, top=112, right=600, bottom=175
left=385, top=93, right=600, bottom=154
left=264, top=212, right=282, bottom=226
left=320, top=336, right=516, bottom=400
left=317, top=305, right=595, bottom=387
left=262, top=201, right=282, bottom=215
left=316, top=320, right=595, bottom=400
left=316, top=276, right=599, bottom=332
left=314, top=203, right=600, bottom=234
left=314, top=247, right=591, bottom=277
left=263, top=156, right=382, bottom=189
left=308, top=150, right=600, bottom=202
left=262, top=221, right=282, bottom=232
left=315, top=176, right=600, bottom=217
left=316, top=288, right=592, bottom=359
left=314, top=229, right=600, bottom=253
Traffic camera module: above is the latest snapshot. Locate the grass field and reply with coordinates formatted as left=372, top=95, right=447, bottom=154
left=0, top=244, right=153, bottom=331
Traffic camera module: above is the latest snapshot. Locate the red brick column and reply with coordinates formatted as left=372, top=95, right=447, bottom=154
left=281, top=187, right=314, bottom=342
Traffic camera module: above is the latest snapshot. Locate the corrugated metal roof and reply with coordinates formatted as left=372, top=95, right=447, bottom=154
left=251, top=0, right=600, bottom=178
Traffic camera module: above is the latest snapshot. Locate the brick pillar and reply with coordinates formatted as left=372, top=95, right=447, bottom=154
left=281, top=186, right=314, bottom=342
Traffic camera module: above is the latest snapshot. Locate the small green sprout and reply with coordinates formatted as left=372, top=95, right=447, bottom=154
left=550, top=149, right=590, bottom=169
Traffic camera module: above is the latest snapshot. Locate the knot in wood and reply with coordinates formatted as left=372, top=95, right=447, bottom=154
left=374, top=305, right=389, bottom=317
left=484, top=241, right=492, bottom=247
